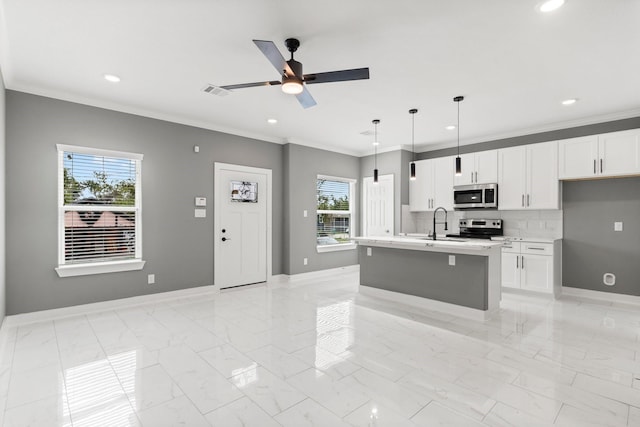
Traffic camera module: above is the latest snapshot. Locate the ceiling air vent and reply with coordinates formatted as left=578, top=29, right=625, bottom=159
left=202, top=84, right=230, bottom=97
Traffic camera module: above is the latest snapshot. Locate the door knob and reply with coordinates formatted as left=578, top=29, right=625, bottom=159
left=222, top=237, right=230, bottom=242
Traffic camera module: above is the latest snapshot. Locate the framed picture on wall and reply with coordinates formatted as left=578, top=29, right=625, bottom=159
left=230, top=181, right=258, bottom=203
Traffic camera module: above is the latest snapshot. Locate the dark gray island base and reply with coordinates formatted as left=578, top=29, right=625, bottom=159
left=355, top=236, right=502, bottom=320
left=358, top=246, right=488, bottom=310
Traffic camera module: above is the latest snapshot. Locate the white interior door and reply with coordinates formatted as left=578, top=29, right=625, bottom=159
left=214, top=163, right=271, bottom=289
left=362, top=174, right=394, bottom=237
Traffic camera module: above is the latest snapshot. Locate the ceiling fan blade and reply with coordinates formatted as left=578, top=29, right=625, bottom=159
left=253, top=39, right=295, bottom=77
left=296, top=86, right=317, bottom=109
left=220, top=80, right=281, bottom=90
left=303, top=67, right=370, bottom=85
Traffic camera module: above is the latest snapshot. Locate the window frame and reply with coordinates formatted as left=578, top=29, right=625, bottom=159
left=55, top=144, right=145, bottom=277
left=316, top=174, right=357, bottom=253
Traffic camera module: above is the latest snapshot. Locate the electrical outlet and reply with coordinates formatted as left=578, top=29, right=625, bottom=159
left=303, top=258, right=308, bottom=266
left=148, top=274, right=155, bottom=285
left=449, top=255, right=456, bottom=266
left=367, top=247, right=372, bottom=256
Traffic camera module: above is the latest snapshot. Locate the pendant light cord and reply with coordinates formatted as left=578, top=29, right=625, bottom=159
left=457, top=100, right=460, bottom=157
left=412, top=113, right=415, bottom=162
left=374, top=120, right=378, bottom=169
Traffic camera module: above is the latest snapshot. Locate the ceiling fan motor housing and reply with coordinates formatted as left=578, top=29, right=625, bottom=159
left=286, top=59, right=303, bottom=79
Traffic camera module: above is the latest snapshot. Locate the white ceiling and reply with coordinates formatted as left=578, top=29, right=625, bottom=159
left=1, top=0, right=639, bottom=156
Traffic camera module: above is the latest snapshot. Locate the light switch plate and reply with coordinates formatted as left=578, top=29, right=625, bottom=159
left=367, top=247, right=372, bottom=256
left=195, top=208, right=206, bottom=218
left=614, top=222, right=623, bottom=231
left=303, top=210, right=308, bottom=217
left=195, top=197, right=207, bottom=206
left=449, top=255, right=455, bottom=266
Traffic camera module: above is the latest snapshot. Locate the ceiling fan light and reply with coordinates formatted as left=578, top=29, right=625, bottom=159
left=281, top=76, right=303, bottom=94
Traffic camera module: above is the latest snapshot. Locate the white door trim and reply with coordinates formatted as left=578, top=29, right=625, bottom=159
left=214, top=162, right=272, bottom=291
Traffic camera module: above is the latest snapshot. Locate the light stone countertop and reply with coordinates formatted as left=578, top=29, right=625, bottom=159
left=353, top=235, right=504, bottom=254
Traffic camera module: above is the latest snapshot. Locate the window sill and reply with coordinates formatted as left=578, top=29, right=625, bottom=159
left=316, top=243, right=357, bottom=253
left=55, top=259, right=146, bottom=277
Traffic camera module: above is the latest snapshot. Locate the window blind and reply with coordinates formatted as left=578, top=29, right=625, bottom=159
left=59, top=148, right=141, bottom=265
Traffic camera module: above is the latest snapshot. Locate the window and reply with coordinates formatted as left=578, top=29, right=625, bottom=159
left=316, top=175, right=356, bottom=252
left=56, top=144, right=145, bottom=277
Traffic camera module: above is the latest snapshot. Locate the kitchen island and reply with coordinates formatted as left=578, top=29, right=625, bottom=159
left=354, top=235, right=503, bottom=320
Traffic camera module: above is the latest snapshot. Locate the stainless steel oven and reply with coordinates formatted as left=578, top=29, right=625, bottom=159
left=453, top=183, right=498, bottom=210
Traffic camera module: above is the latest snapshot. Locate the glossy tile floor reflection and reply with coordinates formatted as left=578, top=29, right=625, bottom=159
left=0, top=269, right=639, bottom=426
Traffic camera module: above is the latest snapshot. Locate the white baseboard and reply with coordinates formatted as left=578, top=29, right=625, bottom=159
left=359, top=285, right=497, bottom=322
left=3, top=266, right=361, bottom=327
left=561, top=286, right=640, bottom=306
left=4, top=285, right=218, bottom=327
left=287, top=265, right=359, bottom=282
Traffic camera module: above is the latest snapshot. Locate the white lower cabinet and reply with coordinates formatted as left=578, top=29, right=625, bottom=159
left=501, top=240, right=560, bottom=296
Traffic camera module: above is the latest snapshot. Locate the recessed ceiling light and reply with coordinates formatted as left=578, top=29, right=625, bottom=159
left=561, top=98, right=578, bottom=106
left=267, top=118, right=278, bottom=124
left=446, top=125, right=456, bottom=130
left=538, top=0, right=565, bottom=13
left=103, top=74, right=121, bottom=83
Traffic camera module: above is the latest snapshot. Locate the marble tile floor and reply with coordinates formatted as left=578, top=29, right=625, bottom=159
left=0, top=269, right=639, bottom=426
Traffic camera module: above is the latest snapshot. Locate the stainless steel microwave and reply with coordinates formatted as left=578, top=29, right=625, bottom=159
left=453, top=184, right=498, bottom=210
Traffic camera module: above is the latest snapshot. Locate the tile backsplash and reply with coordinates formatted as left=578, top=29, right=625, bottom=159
left=401, top=205, right=563, bottom=239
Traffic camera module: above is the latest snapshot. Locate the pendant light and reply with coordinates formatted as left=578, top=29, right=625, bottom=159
left=372, top=119, right=380, bottom=184
left=454, top=96, right=464, bottom=176
left=409, top=108, right=418, bottom=181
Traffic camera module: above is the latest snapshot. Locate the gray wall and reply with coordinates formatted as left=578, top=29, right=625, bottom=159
left=360, top=150, right=411, bottom=235
left=0, top=71, right=6, bottom=323
left=6, top=91, right=285, bottom=314
left=562, top=177, right=640, bottom=296
left=283, top=143, right=360, bottom=274
left=419, top=117, right=640, bottom=160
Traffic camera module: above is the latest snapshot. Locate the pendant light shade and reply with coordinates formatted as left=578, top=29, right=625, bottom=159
left=372, top=119, right=380, bottom=184
left=454, top=96, right=464, bottom=176
left=409, top=108, right=418, bottom=181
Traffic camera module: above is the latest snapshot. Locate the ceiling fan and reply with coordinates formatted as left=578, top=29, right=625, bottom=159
left=220, top=38, right=370, bottom=109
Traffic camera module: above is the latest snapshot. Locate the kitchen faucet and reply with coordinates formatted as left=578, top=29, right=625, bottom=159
left=432, top=207, right=448, bottom=240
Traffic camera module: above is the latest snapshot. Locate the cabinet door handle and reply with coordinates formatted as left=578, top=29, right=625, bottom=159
left=471, top=172, right=474, bottom=183
left=600, top=158, right=603, bottom=173
left=527, top=194, right=530, bottom=207
left=521, top=194, right=525, bottom=207
left=594, top=159, right=596, bottom=174
left=528, top=247, right=546, bottom=250
left=475, top=171, right=478, bottom=183
left=516, top=256, right=519, bottom=268
left=521, top=255, right=525, bottom=269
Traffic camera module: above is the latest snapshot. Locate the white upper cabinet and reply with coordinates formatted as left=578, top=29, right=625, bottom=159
left=433, top=156, right=454, bottom=211
left=599, top=130, right=640, bottom=177
left=558, top=135, right=598, bottom=179
left=527, top=141, right=560, bottom=209
left=498, top=141, right=559, bottom=210
left=558, top=129, right=640, bottom=179
left=453, top=150, right=498, bottom=186
left=409, top=157, right=454, bottom=212
left=409, top=159, right=431, bottom=212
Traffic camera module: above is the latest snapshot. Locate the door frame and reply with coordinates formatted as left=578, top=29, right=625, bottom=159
left=361, top=173, right=394, bottom=237
left=214, top=162, right=272, bottom=291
